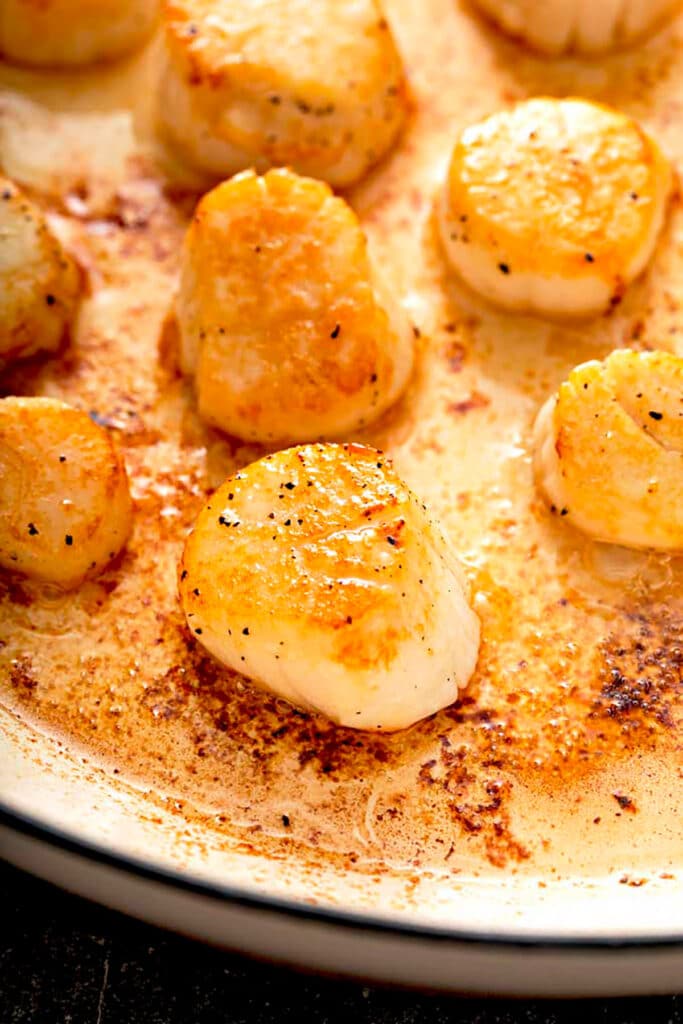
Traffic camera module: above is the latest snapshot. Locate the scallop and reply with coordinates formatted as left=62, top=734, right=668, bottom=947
left=0, top=179, right=80, bottom=370
left=177, top=168, right=414, bottom=443
left=159, top=0, right=408, bottom=187
left=470, top=0, right=681, bottom=55
left=0, top=398, right=133, bottom=587
left=533, top=349, right=683, bottom=550
left=0, top=0, right=159, bottom=67
left=179, top=443, right=480, bottom=731
left=438, top=98, right=672, bottom=319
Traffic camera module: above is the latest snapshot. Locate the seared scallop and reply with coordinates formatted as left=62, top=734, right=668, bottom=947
left=159, top=0, right=407, bottom=187
left=533, top=349, right=683, bottom=550
left=177, top=168, right=414, bottom=443
left=470, top=0, right=681, bottom=55
left=179, top=443, right=480, bottom=731
left=0, top=0, right=159, bottom=67
left=438, top=98, right=672, bottom=318
left=0, top=398, right=133, bottom=587
left=0, top=179, right=80, bottom=370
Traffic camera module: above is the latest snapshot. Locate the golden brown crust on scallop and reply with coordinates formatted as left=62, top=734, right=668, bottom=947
left=179, top=443, right=480, bottom=730
left=178, top=168, right=414, bottom=442
left=0, top=178, right=80, bottom=368
left=533, top=349, right=683, bottom=550
left=160, top=0, right=407, bottom=186
left=0, top=397, right=133, bottom=587
left=0, top=0, right=159, bottom=67
left=439, top=99, right=672, bottom=318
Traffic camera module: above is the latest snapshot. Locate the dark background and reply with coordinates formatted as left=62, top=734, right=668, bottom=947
left=1, top=859, right=681, bottom=1023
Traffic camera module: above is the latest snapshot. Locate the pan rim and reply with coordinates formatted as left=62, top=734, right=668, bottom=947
left=2, top=798, right=683, bottom=952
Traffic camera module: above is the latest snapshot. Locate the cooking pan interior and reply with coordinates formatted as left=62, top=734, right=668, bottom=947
left=0, top=0, right=682, bottom=947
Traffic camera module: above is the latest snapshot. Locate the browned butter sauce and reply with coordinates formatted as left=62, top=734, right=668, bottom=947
left=1, top=0, right=682, bottom=880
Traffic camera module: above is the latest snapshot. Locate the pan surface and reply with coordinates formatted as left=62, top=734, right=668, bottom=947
left=1, top=0, right=682, bottom=995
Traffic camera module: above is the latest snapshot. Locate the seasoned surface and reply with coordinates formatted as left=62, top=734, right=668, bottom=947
left=438, top=98, right=673, bottom=316
left=0, top=0, right=682, bottom=881
left=533, top=349, right=683, bottom=549
left=178, top=169, right=413, bottom=441
left=0, top=397, right=132, bottom=585
left=178, top=443, right=479, bottom=730
left=160, top=0, right=408, bottom=185
left=0, top=177, right=79, bottom=367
